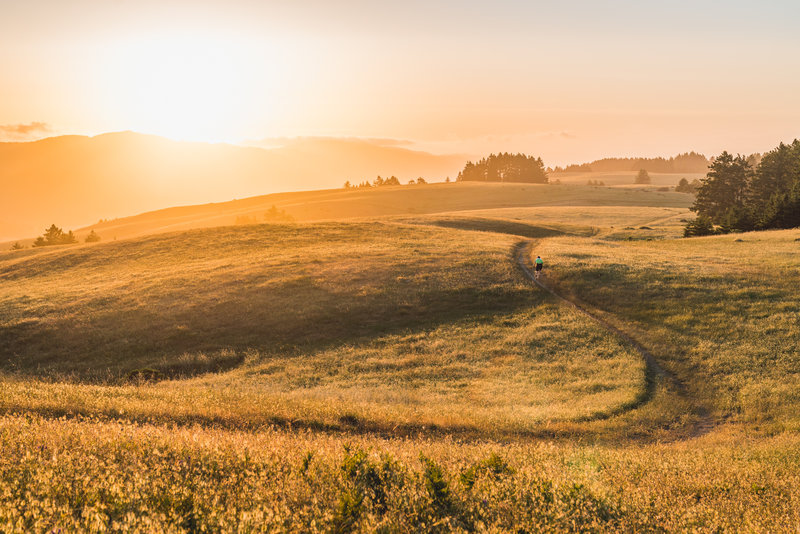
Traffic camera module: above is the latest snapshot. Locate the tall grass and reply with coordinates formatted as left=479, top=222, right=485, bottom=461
left=0, top=221, right=649, bottom=436
left=1, top=414, right=798, bottom=532
left=2, top=210, right=799, bottom=531
left=540, top=228, right=800, bottom=432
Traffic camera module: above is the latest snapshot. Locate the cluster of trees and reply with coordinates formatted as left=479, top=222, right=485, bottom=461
left=33, top=224, right=78, bottom=247
left=685, top=140, right=800, bottom=236
left=457, top=153, right=548, bottom=183
left=675, top=178, right=701, bottom=194
left=343, top=176, right=430, bottom=189
left=586, top=179, right=606, bottom=186
left=10, top=226, right=101, bottom=250
left=554, top=152, right=709, bottom=173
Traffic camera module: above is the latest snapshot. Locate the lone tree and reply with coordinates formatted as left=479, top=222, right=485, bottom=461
left=85, top=230, right=101, bottom=243
left=33, top=224, right=78, bottom=247
left=10, top=242, right=24, bottom=251
left=635, top=169, right=651, bottom=184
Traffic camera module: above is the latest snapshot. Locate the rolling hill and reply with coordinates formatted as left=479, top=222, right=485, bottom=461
left=0, top=132, right=464, bottom=241
left=2, top=181, right=695, bottom=248
left=2, top=198, right=799, bottom=530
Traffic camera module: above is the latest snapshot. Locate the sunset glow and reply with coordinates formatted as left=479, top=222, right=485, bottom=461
left=96, top=33, right=269, bottom=143
left=1, top=0, right=799, bottom=161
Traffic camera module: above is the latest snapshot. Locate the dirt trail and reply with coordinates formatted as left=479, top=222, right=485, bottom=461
left=515, top=240, right=715, bottom=439
left=640, top=210, right=692, bottom=228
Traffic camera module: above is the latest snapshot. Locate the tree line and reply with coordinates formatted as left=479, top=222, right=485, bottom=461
left=555, top=152, right=709, bottom=173
left=343, top=176, right=431, bottom=188
left=457, top=153, right=547, bottom=183
left=10, top=224, right=100, bottom=250
left=685, top=140, right=800, bottom=236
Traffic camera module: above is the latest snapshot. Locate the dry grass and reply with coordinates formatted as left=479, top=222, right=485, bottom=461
left=0, top=220, right=649, bottom=436
left=1, top=181, right=693, bottom=247
left=1, top=414, right=798, bottom=532
left=550, top=170, right=705, bottom=187
left=539, top=228, right=800, bottom=433
left=2, top=197, right=799, bottom=531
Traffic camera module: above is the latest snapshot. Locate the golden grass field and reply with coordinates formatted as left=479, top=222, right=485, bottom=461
left=0, top=181, right=694, bottom=247
left=549, top=170, right=706, bottom=187
left=1, top=183, right=799, bottom=531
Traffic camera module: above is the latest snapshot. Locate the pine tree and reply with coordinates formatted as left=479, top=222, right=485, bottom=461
left=634, top=169, right=651, bottom=184
left=683, top=215, right=715, bottom=237
left=457, top=153, right=548, bottom=184
left=691, top=152, right=752, bottom=222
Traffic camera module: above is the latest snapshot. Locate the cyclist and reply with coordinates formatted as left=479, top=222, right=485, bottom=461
left=534, top=255, right=544, bottom=279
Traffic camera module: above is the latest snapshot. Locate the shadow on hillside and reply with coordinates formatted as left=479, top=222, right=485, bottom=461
left=0, top=276, right=537, bottom=384
left=401, top=217, right=571, bottom=239
left=0, top=376, right=706, bottom=445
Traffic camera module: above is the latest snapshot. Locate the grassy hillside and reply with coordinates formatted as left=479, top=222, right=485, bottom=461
left=0, top=132, right=464, bottom=241
left=2, top=205, right=799, bottom=531
left=551, top=170, right=705, bottom=187
left=539, top=228, right=800, bottom=432
left=0, top=221, right=656, bottom=436
left=3, top=181, right=694, bottom=247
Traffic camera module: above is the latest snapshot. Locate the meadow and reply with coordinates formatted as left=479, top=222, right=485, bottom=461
left=1, top=183, right=799, bottom=531
left=549, top=170, right=705, bottom=187
left=1, top=181, right=694, bottom=247
left=539, top=228, right=800, bottom=432
left=0, top=220, right=651, bottom=436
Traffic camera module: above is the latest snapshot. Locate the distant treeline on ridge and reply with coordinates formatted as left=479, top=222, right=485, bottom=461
left=457, top=153, right=548, bottom=183
left=556, top=152, right=709, bottom=173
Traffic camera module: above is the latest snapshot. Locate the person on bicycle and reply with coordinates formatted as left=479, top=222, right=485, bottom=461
left=534, top=255, right=544, bottom=279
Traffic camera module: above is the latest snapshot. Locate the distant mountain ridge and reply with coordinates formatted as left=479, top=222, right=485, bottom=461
left=0, top=132, right=464, bottom=240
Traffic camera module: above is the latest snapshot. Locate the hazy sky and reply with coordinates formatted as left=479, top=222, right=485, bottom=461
left=2, top=0, right=799, bottom=164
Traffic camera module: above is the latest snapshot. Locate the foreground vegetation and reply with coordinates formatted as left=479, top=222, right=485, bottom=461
left=2, top=415, right=799, bottom=532
left=2, top=200, right=799, bottom=531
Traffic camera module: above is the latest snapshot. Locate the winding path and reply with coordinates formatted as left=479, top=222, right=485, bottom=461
left=515, top=240, right=715, bottom=438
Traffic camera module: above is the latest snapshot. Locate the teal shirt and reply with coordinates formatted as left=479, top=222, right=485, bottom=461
left=535, top=258, right=543, bottom=265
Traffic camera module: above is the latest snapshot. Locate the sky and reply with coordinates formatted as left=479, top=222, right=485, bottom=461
left=1, top=0, right=799, bottom=165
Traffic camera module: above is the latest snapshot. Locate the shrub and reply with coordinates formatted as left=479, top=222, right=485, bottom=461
left=264, top=205, right=294, bottom=222
left=85, top=230, right=101, bottom=243
left=635, top=169, right=651, bottom=184
left=420, top=454, right=451, bottom=511
left=460, top=452, right=515, bottom=490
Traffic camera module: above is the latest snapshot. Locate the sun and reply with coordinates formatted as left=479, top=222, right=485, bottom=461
left=103, top=32, right=270, bottom=143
